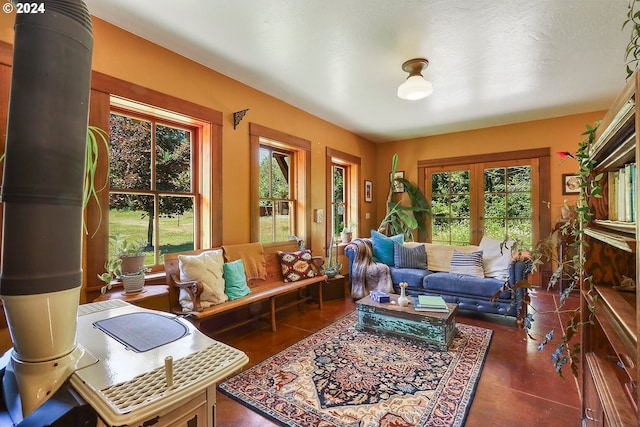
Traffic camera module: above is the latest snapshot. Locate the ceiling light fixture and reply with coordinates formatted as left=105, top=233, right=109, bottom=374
left=397, top=58, right=433, bottom=101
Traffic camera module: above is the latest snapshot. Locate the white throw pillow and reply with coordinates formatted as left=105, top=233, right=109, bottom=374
left=178, top=249, right=228, bottom=310
left=479, top=236, right=513, bottom=280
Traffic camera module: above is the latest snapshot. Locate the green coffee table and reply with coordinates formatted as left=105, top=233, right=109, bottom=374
left=355, top=294, right=457, bottom=350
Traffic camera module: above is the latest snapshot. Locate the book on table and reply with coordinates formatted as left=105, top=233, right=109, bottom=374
left=414, top=295, right=449, bottom=312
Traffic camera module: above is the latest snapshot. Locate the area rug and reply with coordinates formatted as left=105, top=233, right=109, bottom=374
left=218, top=311, right=492, bottom=427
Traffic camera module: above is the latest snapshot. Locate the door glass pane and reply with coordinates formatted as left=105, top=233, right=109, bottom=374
left=431, top=170, right=471, bottom=245
left=483, top=165, right=532, bottom=247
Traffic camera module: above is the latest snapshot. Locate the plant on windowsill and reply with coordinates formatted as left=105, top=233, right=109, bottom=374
left=340, top=221, right=357, bottom=244
left=98, top=234, right=149, bottom=294
left=378, top=153, right=431, bottom=241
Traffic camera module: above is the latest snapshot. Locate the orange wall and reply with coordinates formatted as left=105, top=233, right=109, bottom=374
left=0, top=11, right=607, bottom=250
left=0, top=12, right=377, bottom=257
left=375, top=111, right=605, bottom=231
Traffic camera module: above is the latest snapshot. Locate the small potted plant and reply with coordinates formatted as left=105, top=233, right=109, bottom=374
left=98, top=234, right=148, bottom=294
left=340, top=221, right=357, bottom=244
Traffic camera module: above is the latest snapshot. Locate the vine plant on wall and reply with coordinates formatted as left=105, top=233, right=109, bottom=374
left=526, top=123, right=602, bottom=378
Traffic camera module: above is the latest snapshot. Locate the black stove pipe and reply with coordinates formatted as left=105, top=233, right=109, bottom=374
left=1, top=0, right=93, bottom=296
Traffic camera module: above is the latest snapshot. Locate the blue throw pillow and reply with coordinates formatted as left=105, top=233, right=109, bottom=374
left=371, top=230, right=404, bottom=266
left=223, top=259, right=251, bottom=300
left=393, top=242, right=427, bottom=269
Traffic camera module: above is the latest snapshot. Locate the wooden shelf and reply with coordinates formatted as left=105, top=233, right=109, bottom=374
left=584, top=226, right=636, bottom=253
left=581, top=70, right=639, bottom=426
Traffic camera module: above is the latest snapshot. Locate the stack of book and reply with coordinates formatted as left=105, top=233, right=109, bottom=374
left=414, top=295, right=449, bottom=312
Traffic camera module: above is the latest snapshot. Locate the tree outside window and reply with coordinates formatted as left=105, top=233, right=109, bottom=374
left=258, top=146, right=294, bottom=243
left=108, top=110, right=197, bottom=266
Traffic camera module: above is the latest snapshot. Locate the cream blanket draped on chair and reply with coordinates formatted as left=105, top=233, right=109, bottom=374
left=347, top=238, right=393, bottom=299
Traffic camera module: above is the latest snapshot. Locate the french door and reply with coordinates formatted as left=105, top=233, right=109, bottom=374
left=424, top=159, right=539, bottom=249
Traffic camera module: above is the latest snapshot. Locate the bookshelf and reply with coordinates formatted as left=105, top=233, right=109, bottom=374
left=581, top=70, right=639, bottom=426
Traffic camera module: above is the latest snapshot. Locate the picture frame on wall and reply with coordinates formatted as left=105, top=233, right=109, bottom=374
left=364, top=180, right=373, bottom=202
left=391, top=171, right=405, bottom=193
left=562, top=174, right=581, bottom=195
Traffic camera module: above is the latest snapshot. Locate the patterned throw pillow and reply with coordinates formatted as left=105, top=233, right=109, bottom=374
left=278, top=250, right=317, bottom=282
left=449, top=250, right=485, bottom=278
left=393, top=242, right=428, bottom=269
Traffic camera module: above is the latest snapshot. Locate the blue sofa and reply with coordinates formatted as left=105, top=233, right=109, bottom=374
left=345, top=238, right=531, bottom=320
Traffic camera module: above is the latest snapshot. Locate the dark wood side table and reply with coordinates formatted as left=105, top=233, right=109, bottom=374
left=311, top=274, right=346, bottom=302
left=93, top=284, right=170, bottom=312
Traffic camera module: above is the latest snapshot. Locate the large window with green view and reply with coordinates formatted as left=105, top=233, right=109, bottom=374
left=258, top=145, right=294, bottom=243
left=108, top=109, right=198, bottom=266
left=426, top=159, right=536, bottom=248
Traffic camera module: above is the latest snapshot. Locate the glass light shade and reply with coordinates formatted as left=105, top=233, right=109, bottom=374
left=397, top=75, right=433, bottom=100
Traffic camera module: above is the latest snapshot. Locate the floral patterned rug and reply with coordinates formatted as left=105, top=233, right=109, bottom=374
left=218, top=312, right=492, bottom=427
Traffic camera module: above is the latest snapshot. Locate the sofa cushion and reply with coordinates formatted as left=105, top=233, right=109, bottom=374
left=423, top=272, right=510, bottom=299
left=390, top=267, right=430, bottom=288
left=393, top=242, right=427, bottom=269
left=479, top=236, right=514, bottom=280
left=371, top=230, right=404, bottom=266
left=278, top=250, right=318, bottom=282
left=449, top=250, right=484, bottom=277
left=425, top=243, right=480, bottom=272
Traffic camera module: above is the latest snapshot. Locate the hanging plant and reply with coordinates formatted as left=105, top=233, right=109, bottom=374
left=623, top=0, right=640, bottom=78
left=528, top=121, right=602, bottom=378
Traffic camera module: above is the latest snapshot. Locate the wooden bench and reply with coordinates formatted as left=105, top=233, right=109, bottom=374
left=164, top=241, right=327, bottom=333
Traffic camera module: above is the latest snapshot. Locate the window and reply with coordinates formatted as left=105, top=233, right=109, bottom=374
left=258, top=145, right=294, bottom=242
left=108, top=107, right=199, bottom=266
left=331, top=163, right=347, bottom=237
left=326, top=148, right=361, bottom=245
left=85, top=73, right=222, bottom=290
left=250, top=124, right=311, bottom=245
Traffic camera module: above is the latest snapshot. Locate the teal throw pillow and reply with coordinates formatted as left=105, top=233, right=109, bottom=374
left=371, top=230, right=404, bottom=266
left=223, top=259, right=251, bottom=300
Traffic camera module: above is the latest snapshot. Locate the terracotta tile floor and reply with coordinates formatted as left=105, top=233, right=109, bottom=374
left=210, top=288, right=581, bottom=427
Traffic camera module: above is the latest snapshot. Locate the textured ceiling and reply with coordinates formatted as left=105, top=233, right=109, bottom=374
left=84, top=0, right=630, bottom=143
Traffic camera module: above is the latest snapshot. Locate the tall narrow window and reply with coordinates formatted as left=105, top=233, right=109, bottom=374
left=258, top=145, right=294, bottom=243
left=326, top=148, right=361, bottom=248
left=250, top=124, right=311, bottom=245
left=331, top=164, right=347, bottom=238
left=109, top=107, right=199, bottom=267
